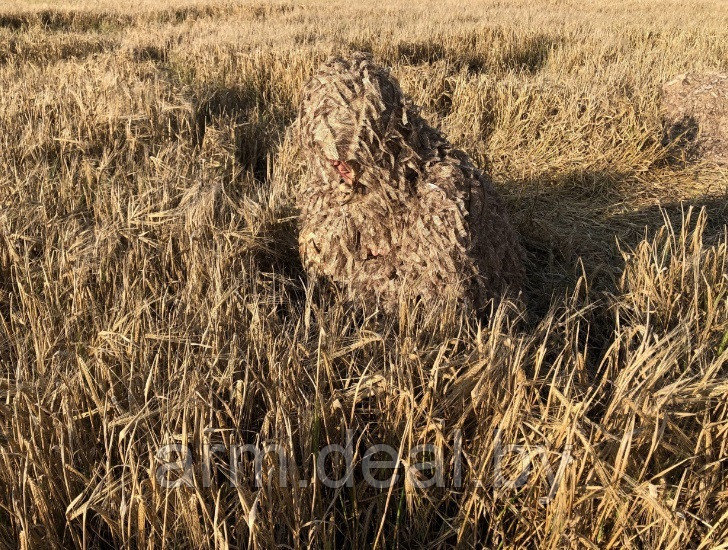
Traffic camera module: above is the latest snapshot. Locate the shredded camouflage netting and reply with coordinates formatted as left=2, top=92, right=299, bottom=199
left=661, top=72, right=728, bottom=165
left=294, top=52, right=524, bottom=312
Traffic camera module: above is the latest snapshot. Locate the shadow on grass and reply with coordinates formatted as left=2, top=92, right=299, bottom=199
left=349, top=29, right=561, bottom=74
left=0, top=10, right=133, bottom=33
left=189, top=83, right=296, bottom=182
left=0, top=35, right=113, bottom=66
left=491, top=167, right=726, bottom=385
left=503, top=169, right=728, bottom=317
left=0, top=6, right=238, bottom=32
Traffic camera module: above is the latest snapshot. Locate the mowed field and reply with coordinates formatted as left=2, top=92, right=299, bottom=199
left=1, top=0, right=728, bottom=548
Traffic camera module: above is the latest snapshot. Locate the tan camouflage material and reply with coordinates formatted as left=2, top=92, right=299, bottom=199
left=295, top=52, right=524, bottom=312
left=661, top=72, right=728, bottom=165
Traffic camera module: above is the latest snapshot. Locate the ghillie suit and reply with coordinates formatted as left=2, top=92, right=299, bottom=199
left=295, top=52, right=524, bottom=313
left=661, top=72, right=728, bottom=165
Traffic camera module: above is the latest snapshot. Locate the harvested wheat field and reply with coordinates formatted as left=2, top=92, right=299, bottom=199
left=0, top=0, right=727, bottom=548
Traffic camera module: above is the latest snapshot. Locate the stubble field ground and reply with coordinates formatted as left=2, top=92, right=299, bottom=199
left=0, top=0, right=727, bottom=548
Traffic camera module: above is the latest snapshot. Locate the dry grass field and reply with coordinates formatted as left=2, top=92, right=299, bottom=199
left=1, top=0, right=728, bottom=548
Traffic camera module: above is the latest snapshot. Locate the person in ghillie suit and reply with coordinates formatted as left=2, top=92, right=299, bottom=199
left=295, top=52, right=524, bottom=313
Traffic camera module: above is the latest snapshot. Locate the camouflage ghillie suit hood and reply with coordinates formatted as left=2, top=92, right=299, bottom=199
left=295, top=52, right=524, bottom=312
